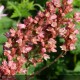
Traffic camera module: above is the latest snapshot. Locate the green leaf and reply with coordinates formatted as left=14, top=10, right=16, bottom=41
left=0, top=29, right=8, bottom=34
left=15, top=74, right=26, bottom=80
left=27, top=62, right=44, bottom=75
left=8, top=0, right=35, bottom=18
left=0, top=17, right=16, bottom=29
left=0, top=35, right=7, bottom=44
left=7, top=1, right=19, bottom=9
left=0, top=58, right=2, bottom=65
left=8, top=1, right=21, bottom=17
left=73, top=8, right=80, bottom=12
left=11, top=11, right=20, bottom=18
left=65, top=12, right=74, bottom=18
left=27, top=65, right=35, bottom=75
left=73, top=0, right=80, bottom=8
left=74, top=61, right=80, bottom=72
left=0, top=45, right=3, bottom=56
left=21, top=0, right=34, bottom=10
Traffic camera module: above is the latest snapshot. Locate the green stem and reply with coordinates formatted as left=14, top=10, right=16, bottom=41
left=17, top=17, right=21, bottom=23
left=34, top=4, right=45, bottom=12
left=74, top=54, right=77, bottom=67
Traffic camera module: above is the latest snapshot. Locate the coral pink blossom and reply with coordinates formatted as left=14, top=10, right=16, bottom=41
left=74, top=12, right=80, bottom=22
left=17, top=23, right=26, bottom=29
left=43, top=54, right=50, bottom=60
left=67, top=0, right=73, bottom=4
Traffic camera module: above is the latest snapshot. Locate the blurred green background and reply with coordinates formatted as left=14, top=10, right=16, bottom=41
left=0, top=0, right=80, bottom=80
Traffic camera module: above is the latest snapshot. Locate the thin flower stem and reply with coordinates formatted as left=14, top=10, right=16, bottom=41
left=34, top=4, right=45, bottom=12
left=74, top=54, right=77, bottom=67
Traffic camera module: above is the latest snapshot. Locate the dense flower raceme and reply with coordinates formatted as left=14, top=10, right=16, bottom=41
left=0, top=0, right=79, bottom=79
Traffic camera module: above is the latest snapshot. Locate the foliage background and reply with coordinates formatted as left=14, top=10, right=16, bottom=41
left=0, top=0, right=80, bottom=80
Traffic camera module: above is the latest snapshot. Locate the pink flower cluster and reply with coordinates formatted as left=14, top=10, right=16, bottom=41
left=59, top=19, right=79, bottom=51
left=0, top=0, right=79, bottom=78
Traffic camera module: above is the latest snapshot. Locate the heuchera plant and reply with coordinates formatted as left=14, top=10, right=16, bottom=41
left=0, top=0, right=80, bottom=79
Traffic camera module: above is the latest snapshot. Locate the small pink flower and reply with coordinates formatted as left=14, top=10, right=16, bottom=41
left=2, top=60, right=7, bottom=66
left=41, top=48, right=46, bottom=53
left=50, top=48, right=57, bottom=52
left=25, top=47, right=32, bottom=53
left=36, top=26, right=42, bottom=34
left=4, top=42, right=12, bottom=48
left=43, top=54, right=50, bottom=60
left=48, top=38, right=56, bottom=44
left=0, top=5, right=7, bottom=19
left=74, top=12, right=80, bottom=22
left=50, top=14, right=57, bottom=20
left=20, top=68, right=27, bottom=74
left=38, top=11, right=44, bottom=17
left=59, top=28, right=67, bottom=36
left=52, top=0, right=61, bottom=7
left=73, top=29, right=79, bottom=34
left=16, top=39, right=22, bottom=46
left=45, top=12, right=50, bottom=17
left=17, top=23, right=26, bottom=29
left=10, top=29, right=16, bottom=37
left=8, top=61, right=16, bottom=70
left=38, top=32, right=44, bottom=38
left=69, top=34, right=76, bottom=40
left=17, top=56, right=26, bottom=63
left=31, top=37, right=38, bottom=44
left=22, top=46, right=32, bottom=53
left=51, top=22, right=57, bottom=27
left=4, top=50, right=11, bottom=56
left=8, top=55, right=13, bottom=61
left=28, top=16, right=34, bottom=23
left=70, top=44, right=75, bottom=50
left=60, top=45, right=67, bottom=51
left=29, top=58, right=37, bottom=66
left=67, top=0, right=73, bottom=4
